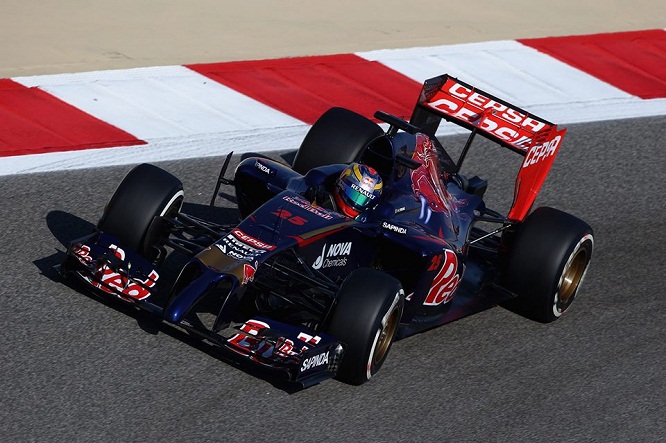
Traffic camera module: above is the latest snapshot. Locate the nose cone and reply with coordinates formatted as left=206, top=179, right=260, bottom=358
left=163, top=269, right=226, bottom=324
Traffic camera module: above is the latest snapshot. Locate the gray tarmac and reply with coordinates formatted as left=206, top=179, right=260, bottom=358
left=0, top=116, right=664, bottom=442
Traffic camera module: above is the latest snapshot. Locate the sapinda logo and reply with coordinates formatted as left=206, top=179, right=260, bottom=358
left=301, top=351, right=330, bottom=372
left=312, top=242, right=352, bottom=270
left=382, top=221, right=407, bottom=234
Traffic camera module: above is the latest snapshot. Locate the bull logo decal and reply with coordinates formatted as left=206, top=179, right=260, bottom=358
left=242, top=261, right=258, bottom=285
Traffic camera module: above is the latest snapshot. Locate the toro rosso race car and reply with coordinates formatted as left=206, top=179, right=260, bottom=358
left=60, top=74, right=594, bottom=387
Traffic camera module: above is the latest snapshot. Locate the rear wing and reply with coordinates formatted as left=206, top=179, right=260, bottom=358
left=409, top=74, right=566, bottom=222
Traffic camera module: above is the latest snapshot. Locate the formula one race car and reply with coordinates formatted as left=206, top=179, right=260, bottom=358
left=60, top=74, right=594, bottom=387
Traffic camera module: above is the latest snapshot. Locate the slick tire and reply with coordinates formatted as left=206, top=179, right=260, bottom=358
left=291, top=107, right=383, bottom=174
left=502, top=207, right=594, bottom=323
left=97, top=163, right=184, bottom=260
left=326, top=268, right=404, bottom=385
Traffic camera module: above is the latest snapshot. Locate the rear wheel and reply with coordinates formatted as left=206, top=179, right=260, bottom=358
left=325, top=268, right=404, bottom=385
left=502, top=207, right=594, bottom=323
left=291, top=107, right=383, bottom=174
left=97, top=163, right=184, bottom=260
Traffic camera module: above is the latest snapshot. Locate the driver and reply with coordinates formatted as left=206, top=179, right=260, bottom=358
left=332, top=163, right=383, bottom=218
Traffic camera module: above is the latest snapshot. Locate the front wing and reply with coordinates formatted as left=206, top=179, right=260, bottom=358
left=60, top=232, right=344, bottom=387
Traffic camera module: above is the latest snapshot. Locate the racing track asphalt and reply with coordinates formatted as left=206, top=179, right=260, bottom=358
left=0, top=116, right=664, bottom=442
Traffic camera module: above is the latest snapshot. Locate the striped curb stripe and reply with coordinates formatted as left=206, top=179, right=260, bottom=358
left=1, top=29, right=664, bottom=175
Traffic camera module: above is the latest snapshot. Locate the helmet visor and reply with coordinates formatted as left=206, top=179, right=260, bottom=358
left=341, top=184, right=376, bottom=211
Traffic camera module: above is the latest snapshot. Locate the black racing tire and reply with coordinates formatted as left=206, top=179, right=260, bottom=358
left=97, top=163, right=184, bottom=260
left=325, top=268, right=404, bottom=385
left=291, top=107, right=383, bottom=174
left=502, top=207, right=594, bottom=323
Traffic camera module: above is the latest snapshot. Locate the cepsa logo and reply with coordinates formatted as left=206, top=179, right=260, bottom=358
left=424, top=78, right=551, bottom=148
left=522, top=135, right=562, bottom=168
left=231, top=228, right=276, bottom=251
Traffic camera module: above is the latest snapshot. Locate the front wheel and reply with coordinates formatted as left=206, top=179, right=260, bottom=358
left=325, top=268, right=404, bottom=385
left=502, top=207, right=594, bottom=323
left=97, top=163, right=184, bottom=261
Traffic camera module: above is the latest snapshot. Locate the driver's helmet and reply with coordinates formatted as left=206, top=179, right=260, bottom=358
left=333, top=163, right=383, bottom=218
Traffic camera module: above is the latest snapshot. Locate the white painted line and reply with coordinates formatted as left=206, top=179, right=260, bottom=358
left=13, top=66, right=304, bottom=139
left=4, top=40, right=665, bottom=176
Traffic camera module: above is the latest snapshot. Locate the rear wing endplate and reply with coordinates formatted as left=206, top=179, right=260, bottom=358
left=409, top=74, right=566, bottom=222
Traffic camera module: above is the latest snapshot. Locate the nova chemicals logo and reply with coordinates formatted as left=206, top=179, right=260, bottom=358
left=312, top=242, right=352, bottom=270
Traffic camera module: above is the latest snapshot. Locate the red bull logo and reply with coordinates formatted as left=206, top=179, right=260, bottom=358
left=242, top=261, right=258, bottom=285
left=361, top=175, right=377, bottom=188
